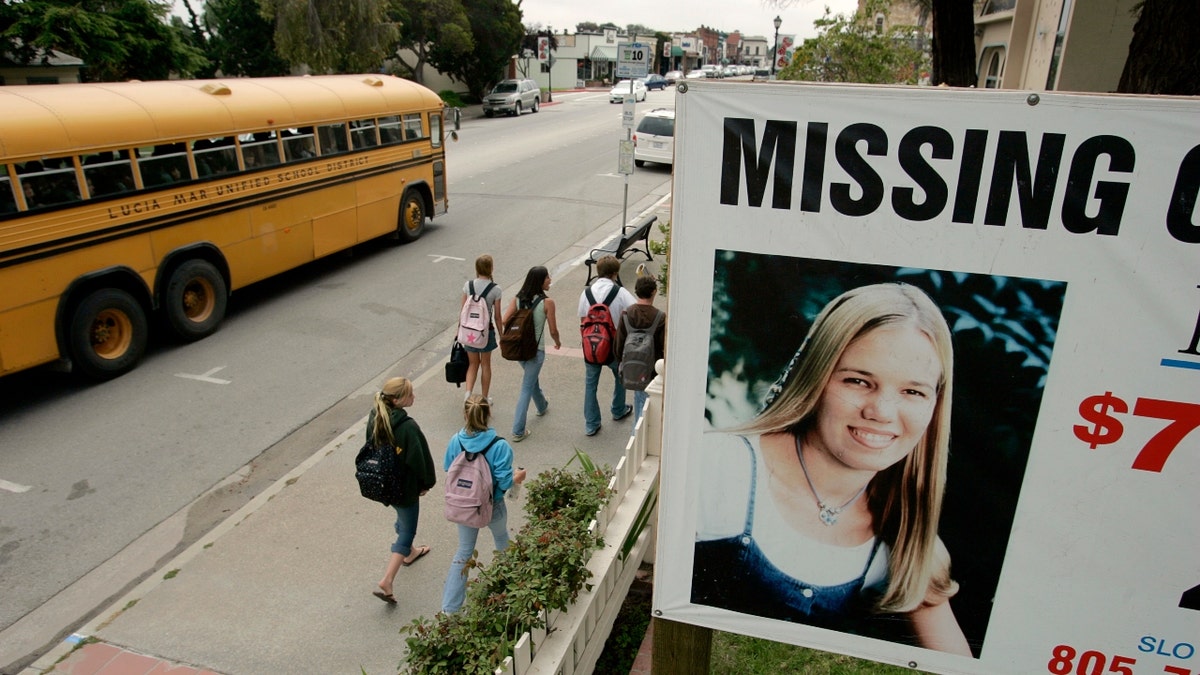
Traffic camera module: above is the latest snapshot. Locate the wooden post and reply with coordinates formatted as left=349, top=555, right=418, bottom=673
left=650, top=617, right=712, bottom=673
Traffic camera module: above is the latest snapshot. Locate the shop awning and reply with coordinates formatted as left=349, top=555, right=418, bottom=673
left=589, top=46, right=618, bottom=62
left=671, top=46, right=684, bottom=57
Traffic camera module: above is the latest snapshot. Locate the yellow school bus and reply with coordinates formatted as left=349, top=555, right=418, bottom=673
left=0, top=74, right=453, bottom=379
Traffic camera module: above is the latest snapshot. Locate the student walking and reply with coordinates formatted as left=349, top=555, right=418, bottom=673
left=577, top=255, right=636, bottom=436
left=501, top=266, right=561, bottom=442
left=460, top=255, right=503, bottom=401
left=441, top=396, right=526, bottom=613
left=615, top=275, right=666, bottom=430
left=366, top=377, right=435, bottom=605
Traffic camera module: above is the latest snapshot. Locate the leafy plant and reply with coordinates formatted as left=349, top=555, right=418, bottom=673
left=646, top=220, right=670, bottom=292
left=400, top=452, right=613, bottom=674
left=438, top=89, right=469, bottom=108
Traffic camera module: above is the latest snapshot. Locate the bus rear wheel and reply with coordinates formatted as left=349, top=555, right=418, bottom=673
left=397, top=190, right=426, bottom=243
left=68, top=288, right=148, bottom=380
left=165, top=260, right=227, bottom=341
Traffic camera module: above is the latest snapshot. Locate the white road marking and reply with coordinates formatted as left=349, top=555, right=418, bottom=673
left=0, top=478, right=32, bottom=493
left=175, top=366, right=231, bottom=384
left=428, top=254, right=466, bottom=263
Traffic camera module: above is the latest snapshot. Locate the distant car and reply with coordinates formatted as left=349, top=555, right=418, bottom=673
left=753, top=68, right=771, bottom=82
left=642, top=74, right=668, bottom=91
left=633, top=108, right=675, bottom=167
left=684, top=69, right=707, bottom=80
left=482, top=79, right=540, bottom=117
left=609, top=79, right=647, bottom=103
left=701, top=65, right=721, bottom=78
left=664, top=70, right=683, bottom=84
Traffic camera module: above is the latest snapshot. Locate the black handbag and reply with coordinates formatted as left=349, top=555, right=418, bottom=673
left=445, top=340, right=469, bottom=386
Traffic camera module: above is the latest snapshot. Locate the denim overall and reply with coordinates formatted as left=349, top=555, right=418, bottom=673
left=692, top=436, right=883, bottom=633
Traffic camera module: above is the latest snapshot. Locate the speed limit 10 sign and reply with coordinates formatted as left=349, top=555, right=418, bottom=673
left=616, top=41, right=652, bottom=78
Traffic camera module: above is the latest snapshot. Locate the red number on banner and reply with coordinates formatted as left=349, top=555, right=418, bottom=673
left=1050, top=645, right=1078, bottom=674
left=1130, top=398, right=1200, bottom=472
left=1077, top=650, right=1106, bottom=675
left=1163, top=667, right=1191, bottom=675
left=1109, top=655, right=1135, bottom=675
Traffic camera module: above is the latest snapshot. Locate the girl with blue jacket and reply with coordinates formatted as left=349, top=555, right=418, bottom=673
left=440, top=395, right=526, bottom=613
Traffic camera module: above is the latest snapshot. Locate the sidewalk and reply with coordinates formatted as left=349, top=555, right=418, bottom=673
left=24, top=193, right=672, bottom=675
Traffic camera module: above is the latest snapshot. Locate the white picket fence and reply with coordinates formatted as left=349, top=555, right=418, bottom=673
left=495, top=363, right=664, bottom=675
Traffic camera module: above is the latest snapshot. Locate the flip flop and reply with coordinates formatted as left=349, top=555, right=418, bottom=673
left=372, top=590, right=397, bottom=604
left=403, top=545, right=431, bottom=566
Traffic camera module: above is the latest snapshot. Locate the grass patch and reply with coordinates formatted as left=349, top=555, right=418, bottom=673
left=711, top=632, right=926, bottom=674
left=162, top=569, right=179, bottom=580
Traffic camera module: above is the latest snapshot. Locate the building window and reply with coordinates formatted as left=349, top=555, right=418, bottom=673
left=982, top=47, right=1005, bottom=88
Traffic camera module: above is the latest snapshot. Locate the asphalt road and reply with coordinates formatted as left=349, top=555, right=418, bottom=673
left=0, top=86, right=676, bottom=671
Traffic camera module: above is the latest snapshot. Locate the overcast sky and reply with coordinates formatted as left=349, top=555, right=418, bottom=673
left=517, top=0, right=861, bottom=42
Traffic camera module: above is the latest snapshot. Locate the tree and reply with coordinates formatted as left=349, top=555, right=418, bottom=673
left=200, top=0, right=290, bottom=77
left=927, top=0, right=975, bottom=86
left=0, top=0, right=206, bottom=81
left=263, top=0, right=398, bottom=73
left=390, top=0, right=474, bottom=85
left=780, top=0, right=927, bottom=85
left=438, top=0, right=522, bottom=99
left=1118, top=0, right=1200, bottom=95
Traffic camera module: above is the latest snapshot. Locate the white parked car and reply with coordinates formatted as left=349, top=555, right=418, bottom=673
left=684, top=69, right=707, bottom=80
left=633, top=108, right=675, bottom=167
left=609, top=79, right=647, bottom=103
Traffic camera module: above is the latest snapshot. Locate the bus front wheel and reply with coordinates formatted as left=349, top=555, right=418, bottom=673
left=165, top=260, right=228, bottom=341
left=397, top=190, right=426, bottom=243
left=68, top=288, right=148, bottom=380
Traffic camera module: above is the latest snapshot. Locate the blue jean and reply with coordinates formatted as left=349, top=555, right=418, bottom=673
left=584, top=360, right=627, bottom=434
left=441, top=499, right=510, bottom=613
left=631, top=389, right=649, bottom=433
left=390, top=502, right=420, bottom=556
left=513, top=349, right=548, bottom=435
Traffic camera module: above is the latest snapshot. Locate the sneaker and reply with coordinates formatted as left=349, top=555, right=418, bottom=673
left=613, top=405, right=633, bottom=421
left=585, top=425, right=601, bottom=437
left=536, top=401, right=549, bottom=417
left=513, top=429, right=532, bottom=442
left=487, top=396, right=494, bottom=406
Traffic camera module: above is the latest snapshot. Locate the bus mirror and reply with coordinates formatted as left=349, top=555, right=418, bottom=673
left=450, top=130, right=459, bottom=142
left=452, top=107, right=461, bottom=131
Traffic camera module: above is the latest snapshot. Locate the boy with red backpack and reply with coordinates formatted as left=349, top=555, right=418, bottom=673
left=577, top=255, right=636, bottom=436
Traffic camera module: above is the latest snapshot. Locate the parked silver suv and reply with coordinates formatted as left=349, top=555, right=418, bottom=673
left=482, top=79, right=541, bottom=117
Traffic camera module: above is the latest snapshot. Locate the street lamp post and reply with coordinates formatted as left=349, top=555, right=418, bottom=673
left=771, top=15, right=782, bottom=78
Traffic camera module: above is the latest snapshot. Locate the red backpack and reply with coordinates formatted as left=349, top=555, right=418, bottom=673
left=580, top=285, right=620, bottom=364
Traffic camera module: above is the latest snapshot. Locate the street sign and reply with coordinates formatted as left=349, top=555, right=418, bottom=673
left=618, top=140, right=634, bottom=175
left=622, top=97, right=636, bottom=128
left=616, top=41, right=652, bottom=79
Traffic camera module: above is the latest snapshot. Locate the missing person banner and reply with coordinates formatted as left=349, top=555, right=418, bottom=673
left=654, top=80, right=1199, bottom=675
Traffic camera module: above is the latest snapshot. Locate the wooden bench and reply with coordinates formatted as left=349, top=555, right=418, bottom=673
left=584, top=214, right=656, bottom=284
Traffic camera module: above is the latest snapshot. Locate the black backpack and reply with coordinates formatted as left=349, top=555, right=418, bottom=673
left=500, top=295, right=543, bottom=361
left=355, top=419, right=410, bottom=506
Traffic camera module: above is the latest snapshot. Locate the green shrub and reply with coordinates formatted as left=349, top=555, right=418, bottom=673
left=438, top=90, right=469, bottom=108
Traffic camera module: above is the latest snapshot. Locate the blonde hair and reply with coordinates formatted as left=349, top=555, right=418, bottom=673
left=463, top=394, right=491, bottom=432
left=744, top=283, right=956, bottom=612
left=475, top=254, right=494, bottom=279
left=371, top=377, right=413, bottom=445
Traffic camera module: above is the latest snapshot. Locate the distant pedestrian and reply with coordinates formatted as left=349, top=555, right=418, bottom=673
left=577, top=255, right=636, bottom=436
left=615, top=275, right=666, bottom=430
left=368, top=377, right=436, bottom=605
left=441, top=396, right=526, bottom=613
left=460, top=255, right=503, bottom=402
left=501, top=266, right=562, bottom=442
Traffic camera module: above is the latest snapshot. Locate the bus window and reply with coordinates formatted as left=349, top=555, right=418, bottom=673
left=317, top=123, right=349, bottom=156
left=18, top=157, right=81, bottom=208
left=378, top=116, right=402, bottom=144
left=139, top=144, right=189, bottom=187
left=240, top=131, right=280, bottom=170
left=283, top=128, right=316, bottom=162
left=350, top=119, right=379, bottom=150
left=402, top=113, right=423, bottom=140
left=0, top=166, right=15, bottom=214
left=193, top=137, right=237, bottom=178
left=83, top=150, right=134, bottom=198
left=430, top=114, right=442, bottom=148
